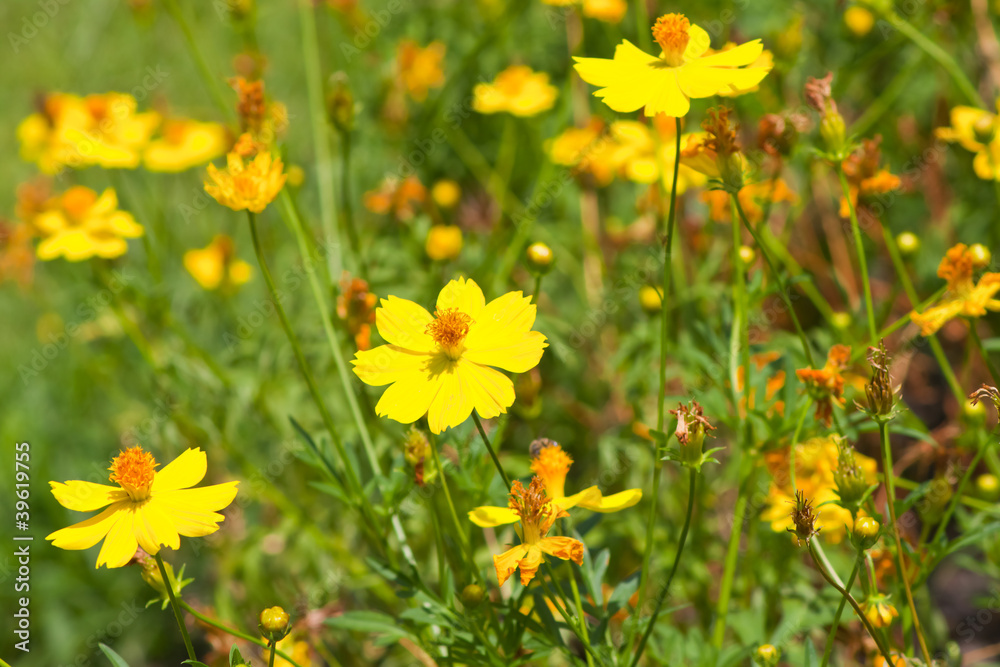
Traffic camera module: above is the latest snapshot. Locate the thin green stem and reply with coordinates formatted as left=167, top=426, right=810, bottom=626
left=879, top=421, right=933, bottom=664
left=531, top=273, right=543, bottom=304
left=631, top=469, right=696, bottom=667
left=178, top=601, right=305, bottom=667
left=837, top=169, right=878, bottom=342
left=927, top=440, right=987, bottom=549
left=339, top=130, right=364, bottom=277
left=789, top=399, right=812, bottom=493
left=969, top=324, right=1000, bottom=386
left=820, top=558, right=861, bottom=667
left=162, top=0, right=234, bottom=121
left=566, top=562, right=596, bottom=667
left=473, top=413, right=511, bottom=491
left=712, top=463, right=757, bottom=647
left=154, top=553, right=196, bottom=661
left=267, top=640, right=277, bottom=667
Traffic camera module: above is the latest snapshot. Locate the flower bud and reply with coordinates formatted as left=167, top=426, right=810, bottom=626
left=738, top=245, right=756, bottom=266
left=969, top=243, right=992, bottom=269
left=431, top=179, right=461, bottom=209
left=526, top=242, right=554, bottom=274
left=426, top=225, right=463, bottom=261
left=639, top=285, right=663, bottom=313
left=896, top=231, right=919, bottom=257
left=753, top=644, right=781, bottom=667
left=804, top=73, right=847, bottom=157
left=852, top=516, right=880, bottom=550
left=862, top=594, right=898, bottom=628
left=973, top=116, right=997, bottom=145
left=788, top=489, right=820, bottom=544
left=669, top=401, right=716, bottom=467
left=976, top=473, right=1000, bottom=502
left=404, top=427, right=433, bottom=486
left=844, top=6, right=875, bottom=36
left=917, top=475, right=953, bottom=525
left=830, top=312, right=852, bottom=330
left=757, top=114, right=797, bottom=157
left=834, top=442, right=870, bottom=512
left=259, top=606, right=291, bottom=642
left=861, top=340, right=895, bottom=420
left=460, top=583, right=486, bottom=608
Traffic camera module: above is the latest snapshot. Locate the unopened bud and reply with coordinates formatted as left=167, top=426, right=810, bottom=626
left=639, top=285, right=663, bottom=313
left=852, top=516, right=880, bottom=550
left=861, top=340, right=895, bottom=420
left=259, top=606, right=290, bottom=641
left=738, top=245, right=756, bottom=266
left=834, top=442, right=869, bottom=512
left=753, top=643, right=781, bottom=667
left=526, top=242, right=554, bottom=274
left=326, top=72, right=355, bottom=134
left=460, top=584, right=485, bottom=608
left=896, top=231, right=919, bottom=256
left=969, top=243, right=991, bottom=269
left=975, top=474, right=1000, bottom=502
left=831, top=311, right=852, bottom=330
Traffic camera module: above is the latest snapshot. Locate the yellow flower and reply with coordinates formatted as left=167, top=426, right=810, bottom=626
left=863, top=594, right=899, bottom=628
left=581, top=0, right=626, bottom=23
left=431, top=179, right=462, bottom=208
left=492, top=477, right=584, bottom=586
left=844, top=6, right=875, bottom=37
left=352, top=277, right=547, bottom=433
left=910, top=243, right=1000, bottom=335
left=573, top=13, right=771, bottom=117
left=546, top=117, right=617, bottom=186
left=713, top=44, right=774, bottom=97
left=143, top=119, right=229, bottom=172
left=474, top=65, right=559, bottom=117
left=936, top=99, right=1000, bottom=181
left=608, top=120, right=707, bottom=191
left=183, top=235, right=253, bottom=291
left=46, top=446, right=239, bottom=568
left=469, top=440, right=641, bottom=527
left=265, top=635, right=313, bottom=667
left=425, top=225, right=463, bottom=261
left=33, top=186, right=143, bottom=262
left=204, top=134, right=286, bottom=213
left=397, top=40, right=446, bottom=102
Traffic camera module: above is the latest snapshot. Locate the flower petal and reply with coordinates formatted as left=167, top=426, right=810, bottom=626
left=464, top=291, right=549, bottom=372
left=494, top=544, right=529, bottom=586
left=436, top=277, right=486, bottom=319
left=694, top=40, right=764, bottom=67
left=558, top=486, right=603, bottom=511
left=426, top=363, right=474, bottom=433
left=134, top=499, right=181, bottom=553
left=152, top=448, right=207, bottom=493
left=577, top=488, right=643, bottom=513
left=644, top=70, right=690, bottom=117
left=457, top=359, right=516, bottom=422
left=156, top=482, right=239, bottom=537
left=517, top=544, right=545, bottom=585
left=375, top=296, right=435, bottom=351
left=373, top=364, right=446, bottom=426
left=677, top=64, right=771, bottom=100
left=46, top=502, right=127, bottom=550
left=538, top=536, right=584, bottom=566
left=353, top=345, right=434, bottom=386
left=574, top=41, right=681, bottom=114
left=683, top=24, right=712, bottom=60
left=95, top=507, right=140, bottom=568
left=49, top=480, right=125, bottom=512
left=468, top=505, right=520, bottom=527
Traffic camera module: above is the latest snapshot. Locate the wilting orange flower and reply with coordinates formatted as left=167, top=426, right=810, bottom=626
left=910, top=243, right=1000, bottom=335
left=363, top=176, right=426, bottom=221
left=702, top=178, right=798, bottom=223
left=473, top=65, right=559, bottom=117
left=839, top=136, right=901, bottom=218
left=204, top=133, right=286, bottom=213
left=183, top=235, right=252, bottom=291
left=33, top=186, right=143, bottom=262
left=143, top=119, right=229, bottom=172
left=492, top=477, right=584, bottom=586
left=397, top=40, right=445, bottom=102
left=337, top=273, right=378, bottom=351
left=796, top=344, right=851, bottom=426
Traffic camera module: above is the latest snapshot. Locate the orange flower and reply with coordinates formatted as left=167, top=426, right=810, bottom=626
left=910, top=243, right=1000, bottom=335
left=701, top=178, right=797, bottom=223
left=362, top=176, right=426, bottom=220
left=796, top=344, right=851, bottom=426
left=397, top=40, right=445, bottom=102
left=839, top=136, right=900, bottom=218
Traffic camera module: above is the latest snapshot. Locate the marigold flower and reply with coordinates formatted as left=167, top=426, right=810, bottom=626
left=910, top=243, right=1000, bottom=335
left=352, top=278, right=547, bottom=433
left=204, top=134, right=286, bottom=213
left=469, top=440, right=641, bottom=527
left=183, top=234, right=253, bottom=291
left=796, top=344, right=851, bottom=426
left=862, top=594, right=899, bottom=628
left=492, top=477, right=584, bottom=586
left=425, top=225, right=463, bottom=261
left=33, top=186, right=143, bottom=262
left=143, top=119, right=229, bottom=172
left=935, top=99, right=1000, bottom=181
left=46, top=446, right=239, bottom=568
left=337, top=273, right=377, bottom=351
left=363, top=176, right=427, bottom=221
left=474, top=65, right=559, bottom=117
left=573, top=13, right=771, bottom=117
left=397, top=40, right=445, bottom=102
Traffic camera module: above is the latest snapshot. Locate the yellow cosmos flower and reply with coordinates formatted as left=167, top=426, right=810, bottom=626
left=936, top=99, right=1000, bottom=181
left=144, top=119, right=229, bottom=172
left=34, top=186, right=143, bottom=262
left=573, top=13, right=771, bottom=117
left=469, top=439, right=641, bottom=527
left=46, top=446, right=239, bottom=568
left=493, top=477, right=584, bottom=586
left=352, top=277, right=547, bottom=433
left=911, top=243, right=1000, bottom=335
left=425, top=225, right=463, bottom=261
left=473, top=65, right=559, bottom=117
left=183, top=234, right=253, bottom=290
left=397, top=39, right=446, bottom=102
left=204, top=134, right=286, bottom=213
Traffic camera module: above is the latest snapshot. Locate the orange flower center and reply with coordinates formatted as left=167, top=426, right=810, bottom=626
left=652, top=13, right=691, bottom=66
left=61, top=186, right=97, bottom=222
left=109, top=446, right=158, bottom=501
left=508, top=477, right=554, bottom=543
left=425, top=308, right=473, bottom=356
left=530, top=443, right=572, bottom=499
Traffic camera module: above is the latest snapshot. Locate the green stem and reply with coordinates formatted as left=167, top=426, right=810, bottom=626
left=267, top=640, right=277, bottom=667
left=969, top=324, right=1000, bottom=386
left=837, top=169, right=878, bottom=342
left=162, top=0, right=234, bottom=121
left=178, top=601, right=305, bottom=667
left=712, top=463, right=757, bottom=647
left=631, top=469, right=696, bottom=667
left=820, top=558, right=861, bottom=667
left=927, top=440, right=987, bottom=549
left=566, top=561, right=596, bottom=667
left=339, top=130, right=364, bottom=277
left=154, top=553, right=196, bottom=661
left=878, top=421, right=933, bottom=664
left=473, top=413, right=512, bottom=491
left=789, top=399, right=812, bottom=493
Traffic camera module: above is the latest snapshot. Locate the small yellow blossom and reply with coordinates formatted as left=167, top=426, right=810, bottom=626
left=397, top=40, right=446, bottom=102
left=265, top=635, right=313, bottom=667
left=492, top=477, right=584, bottom=586
left=469, top=440, right=641, bottom=527
left=581, top=0, right=626, bottom=23
left=863, top=594, right=899, bottom=628
left=46, top=446, right=238, bottom=568
left=574, top=13, right=771, bottom=117
left=425, top=225, right=463, bottom=261
left=474, top=65, right=559, bottom=117
left=143, top=119, right=229, bottom=172
left=844, top=6, right=875, bottom=36
left=183, top=235, right=253, bottom=291
left=33, top=186, right=143, bottom=262
left=204, top=133, right=286, bottom=213
left=431, top=179, right=461, bottom=208
left=352, top=277, right=547, bottom=433
left=910, top=243, right=1000, bottom=335
left=936, top=98, right=1000, bottom=181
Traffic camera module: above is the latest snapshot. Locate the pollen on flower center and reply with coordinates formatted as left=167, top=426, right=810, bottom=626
left=109, top=446, right=158, bottom=500
left=508, top=477, right=552, bottom=530
left=652, top=13, right=691, bottom=66
left=426, top=308, right=473, bottom=351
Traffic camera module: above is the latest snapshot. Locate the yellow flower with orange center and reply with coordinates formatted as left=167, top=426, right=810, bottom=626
left=910, top=243, right=1000, bottom=335
left=397, top=40, right=446, bottom=102
left=469, top=440, right=641, bottom=527
left=204, top=133, right=286, bottom=213
left=492, top=476, right=584, bottom=586
left=936, top=99, right=1000, bottom=181
left=33, top=186, right=144, bottom=262
left=573, top=13, right=771, bottom=117
left=473, top=65, right=559, bottom=117
left=796, top=344, right=851, bottom=426
left=183, top=234, right=253, bottom=291
left=46, top=446, right=239, bottom=568
left=144, top=119, right=229, bottom=172
left=352, top=277, right=547, bottom=433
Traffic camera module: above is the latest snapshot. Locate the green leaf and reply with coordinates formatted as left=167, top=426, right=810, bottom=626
left=229, top=644, right=248, bottom=666
left=326, top=610, right=411, bottom=641
left=943, top=520, right=1000, bottom=557
left=97, top=644, right=130, bottom=667
left=803, top=637, right=819, bottom=667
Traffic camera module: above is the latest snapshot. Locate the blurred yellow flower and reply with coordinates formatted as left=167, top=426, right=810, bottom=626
left=469, top=440, right=641, bottom=527
left=910, top=243, right=1000, bottom=335
left=425, top=224, right=463, bottom=261
left=266, top=635, right=312, bottom=667
left=474, top=65, right=559, bottom=117
left=863, top=594, right=899, bottom=628
left=0, top=221, right=36, bottom=288
left=574, top=13, right=771, bottom=117
left=541, top=0, right=626, bottom=23
left=397, top=40, right=445, bottom=102
left=33, top=186, right=143, bottom=262
left=352, top=277, right=547, bottom=433
left=547, top=118, right=617, bottom=185
left=431, top=179, right=462, bottom=208
left=183, top=235, right=253, bottom=291
left=143, top=119, right=229, bottom=172
left=46, top=446, right=239, bottom=568
left=936, top=99, right=1000, bottom=181
left=493, top=477, right=584, bottom=586
left=204, top=134, right=286, bottom=213
left=844, top=6, right=875, bottom=36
